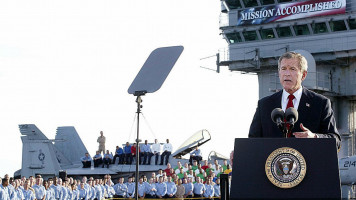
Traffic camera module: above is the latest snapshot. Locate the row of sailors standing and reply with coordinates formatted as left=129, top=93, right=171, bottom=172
left=0, top=175, right=117, bottom=200
left=0, top=173, right=222, bottom=200
left=112, top=175, right=220, bottom=199
left=0, top=174, right=48, bottom=200
left=80, top=139, right=173, bottom=168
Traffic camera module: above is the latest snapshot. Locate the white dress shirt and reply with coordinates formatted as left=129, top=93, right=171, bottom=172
left=281, top=87, right=303, bottom=112
left=163, top=143, right=173, bottom=152
left=151, top=143, right=161, bottom=153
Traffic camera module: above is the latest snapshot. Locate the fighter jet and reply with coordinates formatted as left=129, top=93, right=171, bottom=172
left=14, top=124, right=226, bottom=180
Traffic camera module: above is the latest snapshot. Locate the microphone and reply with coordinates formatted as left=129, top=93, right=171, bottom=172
left=271, top=108, right=285, bottom=134
left=285, top=107, right=298, bottom=125
left=285, top=107, right=298, bottom=133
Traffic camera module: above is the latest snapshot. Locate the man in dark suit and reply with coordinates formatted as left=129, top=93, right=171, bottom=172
left=248, top=52, right=340, bottom=147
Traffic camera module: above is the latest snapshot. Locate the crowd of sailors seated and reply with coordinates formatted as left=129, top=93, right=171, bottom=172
left=0, top=160, right=232, bottom=199
left=81, top=138, right=204, bottom=169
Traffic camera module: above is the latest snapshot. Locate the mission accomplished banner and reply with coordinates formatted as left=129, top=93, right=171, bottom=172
left=237, top=0, right=346, bottom=26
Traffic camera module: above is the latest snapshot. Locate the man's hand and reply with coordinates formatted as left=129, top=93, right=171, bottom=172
left=293, top=123, right=317, bottom=138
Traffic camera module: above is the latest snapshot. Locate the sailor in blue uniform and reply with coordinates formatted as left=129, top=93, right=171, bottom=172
left=103, top=150, right=113, bottom=168
left=193, top=177, right=205, bottom=198
left=0, top=178, right=9, bottom=200
left=126, top=177, right=135, bottom=198
left=78, top=183, right=88, bottom=200
left=113, top=178, right=127, bottom=198
left=165, top=176, right=177, bottom=198
left=80, top=153, right=92, bottom=168
left=182, top=178, right=194, bottom=198
left=22, top=180, right=35, bottom=200
left=32, top=175, right=46, bottom=200
left=93, top=151, right=103, bottom=168
left=145, top=178, right=157, bottom=198
left=155, top=176, right=167, bottom=198
left=213, top=178, right=220, bottom=197
left=137, top=178, right=146, bottom=198
left=203, top=178, right=214, bottom=199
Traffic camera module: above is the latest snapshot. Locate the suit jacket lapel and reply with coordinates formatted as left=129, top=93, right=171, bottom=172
left=272, top=90, right=283, bottom=109
left=296, top=87, right=312, bottom=131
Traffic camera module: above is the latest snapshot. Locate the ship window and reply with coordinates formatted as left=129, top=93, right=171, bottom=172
left=225, top=0, right=242, bottom=9
left=276, top=26, right=292, bottom=38
left=293, top=24, right=310, bottom=36
left=277, top=0, right=293, bottom=2
left=243, top=30, right=258, bottom=41
left=329, top=20, right=347, bottom=32
left=242, top=0, right=258, bottom=7
left=349, top=18, right=356, bottom=30
left=260, top=28, right=275, bottom=39
left=312, top=22, right=328, bottom=34
left=225, top=32, right=242, bottom=43
left=260, top=0, right=275, bottom=5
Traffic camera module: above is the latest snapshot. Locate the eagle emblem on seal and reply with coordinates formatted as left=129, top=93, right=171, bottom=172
left=265, top=147, right=306, bottom=189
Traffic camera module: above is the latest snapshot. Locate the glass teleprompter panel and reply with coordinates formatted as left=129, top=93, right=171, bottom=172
left=294, top=24, right=310, bottom=36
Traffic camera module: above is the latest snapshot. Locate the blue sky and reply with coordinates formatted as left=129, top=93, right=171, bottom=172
left=0, top=0, right=258, bottom=176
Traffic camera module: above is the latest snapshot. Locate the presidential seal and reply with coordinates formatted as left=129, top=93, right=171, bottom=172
left=265, top=147, right=306, bottom=189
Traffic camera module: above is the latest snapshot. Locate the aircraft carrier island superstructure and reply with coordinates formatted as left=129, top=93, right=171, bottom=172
left=218, top=0, right=356, bottom=197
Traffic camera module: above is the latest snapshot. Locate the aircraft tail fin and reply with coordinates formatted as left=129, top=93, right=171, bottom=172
left=54, top=126, right=89, bottom=165
left=19, top=124, right=63, bottom=178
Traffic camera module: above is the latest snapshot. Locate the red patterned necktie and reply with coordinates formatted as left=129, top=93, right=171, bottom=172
left=287, top=94, right=295, bottom=110
left=286, top=94, right=295, bottom=137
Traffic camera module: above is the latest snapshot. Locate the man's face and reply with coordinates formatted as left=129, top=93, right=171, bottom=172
left=279, top=58, right=307, bottom=94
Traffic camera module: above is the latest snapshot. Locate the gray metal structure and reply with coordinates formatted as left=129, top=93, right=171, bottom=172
left=218, top=0, right=356, bottom=198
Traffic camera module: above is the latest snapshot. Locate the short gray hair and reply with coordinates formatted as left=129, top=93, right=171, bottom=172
left=278, top=52, right=308, bottom=72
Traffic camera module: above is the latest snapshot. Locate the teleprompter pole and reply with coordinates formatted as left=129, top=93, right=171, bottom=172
left=134, top=92, right=145, bottom=200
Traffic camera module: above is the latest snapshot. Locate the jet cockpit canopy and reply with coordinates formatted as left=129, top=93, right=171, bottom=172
left=172, top=129, right=211, bottom=158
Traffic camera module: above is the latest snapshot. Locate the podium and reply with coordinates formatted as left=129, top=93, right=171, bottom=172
left=230, top=138, right=341, bottom=199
